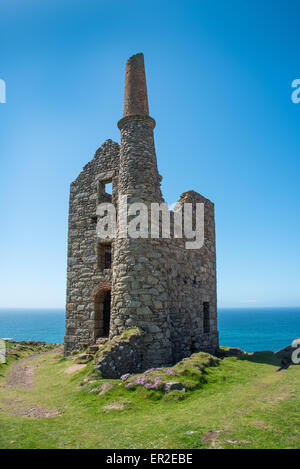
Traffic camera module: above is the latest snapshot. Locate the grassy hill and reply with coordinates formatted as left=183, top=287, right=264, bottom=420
left=0, top=343, right=299, bottom=449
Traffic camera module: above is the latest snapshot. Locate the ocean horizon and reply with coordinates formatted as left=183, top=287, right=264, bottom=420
left=0, top=307, right=299, bottom=353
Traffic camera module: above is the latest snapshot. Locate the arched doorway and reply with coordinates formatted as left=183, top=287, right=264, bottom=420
left=94, top=289, right=111, bottom=339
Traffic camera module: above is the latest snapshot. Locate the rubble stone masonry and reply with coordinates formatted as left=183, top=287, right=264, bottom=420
left=64, top=53, right=218, bottom=375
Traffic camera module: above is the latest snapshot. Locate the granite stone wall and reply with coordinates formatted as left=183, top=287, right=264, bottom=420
left=64, top=139, right=119, bottom=355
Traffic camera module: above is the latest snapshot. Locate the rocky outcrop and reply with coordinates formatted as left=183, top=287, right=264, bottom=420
left=163, top=381, right=185, bottom=393
left=94, top=328, right=144, bottom=379
left=275, top=339, right=300, bottom=368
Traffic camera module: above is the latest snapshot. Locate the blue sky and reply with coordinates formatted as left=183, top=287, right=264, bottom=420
left=0, top=0, right=299, bottom=308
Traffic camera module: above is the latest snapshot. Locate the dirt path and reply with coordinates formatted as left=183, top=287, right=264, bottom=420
left=1, top=347, right=63, bottom=419
left=6, top=347, right=63, bottom=390
left=7, top=353, right=45, bottom=390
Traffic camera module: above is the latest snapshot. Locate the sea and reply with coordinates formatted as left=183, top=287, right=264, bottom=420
left=0, top=307, right=299, bottom=352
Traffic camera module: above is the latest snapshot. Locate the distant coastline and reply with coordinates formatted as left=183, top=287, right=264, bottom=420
left=0, top=307, right=299, bottom=352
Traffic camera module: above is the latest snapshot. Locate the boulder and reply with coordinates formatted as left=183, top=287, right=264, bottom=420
left=163, top=381, right=185, bottom=393
left=275, top=341, right=300, bottom=367
left=78, top=353, right=93, bottom=361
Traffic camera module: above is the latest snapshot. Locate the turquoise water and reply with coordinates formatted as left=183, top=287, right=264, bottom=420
left=0, top=309, right=65, bottom=344
left=219, top=307, right=300, bottom=352
left=0, top=307, right=299, bottom=352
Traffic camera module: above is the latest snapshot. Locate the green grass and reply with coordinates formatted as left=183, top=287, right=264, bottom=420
left=0, top=345, right=300, bottom=449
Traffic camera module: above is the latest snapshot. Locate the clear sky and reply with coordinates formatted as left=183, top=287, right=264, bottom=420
left=0, top=0, right=299, bottom=308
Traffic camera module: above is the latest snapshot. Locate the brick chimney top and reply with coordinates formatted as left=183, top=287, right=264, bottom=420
left=123, top=53, right=149, bottom=117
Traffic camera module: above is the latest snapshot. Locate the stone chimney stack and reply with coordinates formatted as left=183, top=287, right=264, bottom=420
left=123, top=53, right=149, bottom=117
left=110, top=53, right=172, bottom=369
left=117, top=53, right=159, bottom=200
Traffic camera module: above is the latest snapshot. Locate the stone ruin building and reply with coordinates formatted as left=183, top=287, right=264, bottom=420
left=64, top=53, right=218, bottom=377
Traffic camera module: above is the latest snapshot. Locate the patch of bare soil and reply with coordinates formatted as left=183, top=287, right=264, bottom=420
left=103, top=400, right=127, bottom=411
left=65, top=364, right=87, bottom=375
left=224, top=438, right=250, bottom=446
left=99, top=382, right=114, bottom=396
left=4, top=401, right=61, bottom=418
left=202, top=430, right=224, bottom=448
